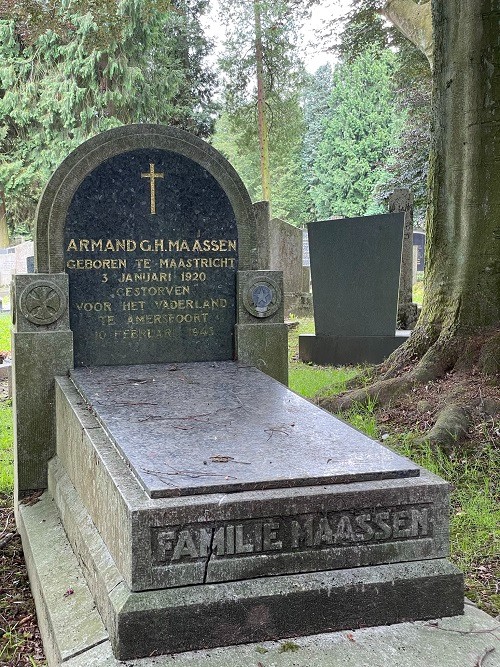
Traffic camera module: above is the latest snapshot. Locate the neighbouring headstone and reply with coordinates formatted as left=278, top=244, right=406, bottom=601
left=13, top=125, right=462, bottom=665
left=269, top=217, right=312, bottom=316
left=300, top=214, right=411, bottom=364
left=413, top=228, right=426, bottom=272
left=269, top=217, right=302, bottom=293
left=389, top=189, right=419, bottom=329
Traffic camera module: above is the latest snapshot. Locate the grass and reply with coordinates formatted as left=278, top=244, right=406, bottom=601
left=413, top=277, right=424, bottom=305
left=288, top=317, right=363, bottom=398
left=0, top=399, right=13, bottom=494
left=0, top=312, right=11, bottom=351
left=391, top=435, right=500, bottom=613
left=287, top=318, right=499, bottom=615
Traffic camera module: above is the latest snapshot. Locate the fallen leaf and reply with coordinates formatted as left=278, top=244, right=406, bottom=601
left=210, top=455, right=234, bottom=463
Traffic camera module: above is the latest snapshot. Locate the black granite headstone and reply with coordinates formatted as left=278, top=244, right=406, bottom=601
left=64, top=149, right=238, bottom=366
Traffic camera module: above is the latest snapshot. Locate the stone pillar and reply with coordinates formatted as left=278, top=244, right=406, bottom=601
left=388, top=189, right=419, bottom=329
left=12, top=274, right=73, bottom=499
left=253, top=201, right=270, bottom=270
left=235, top=270, right=288, bottom=385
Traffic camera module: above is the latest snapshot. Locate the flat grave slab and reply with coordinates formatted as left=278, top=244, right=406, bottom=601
left=71, top=361, right=419, bottom=498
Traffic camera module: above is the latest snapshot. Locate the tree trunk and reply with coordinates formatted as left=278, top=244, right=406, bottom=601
left=254, top=0, right=271, bottom=203
left=420, top=0, right=500, bottom=338
left=380, top=0, right=433, bottom=68
left=0, top=187, right=10, bottom=249
left=381, top=0, right=500, bottom=371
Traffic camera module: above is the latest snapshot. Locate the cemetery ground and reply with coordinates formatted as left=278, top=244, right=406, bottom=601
left=0, top=311, right=498, bottom=665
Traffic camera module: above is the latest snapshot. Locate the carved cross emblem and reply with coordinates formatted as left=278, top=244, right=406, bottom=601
left=141, top=163, right=164, bottom=214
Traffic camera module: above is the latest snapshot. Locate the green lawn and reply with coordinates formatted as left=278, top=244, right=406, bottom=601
left=0, top=312, right=11, bottom=351
left=287, top=318, right=499, bottom=615
left=0, top=399, right=13, bottom=494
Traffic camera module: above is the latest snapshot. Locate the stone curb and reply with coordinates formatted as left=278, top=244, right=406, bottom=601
left=17, top=492, right=500, bottom=667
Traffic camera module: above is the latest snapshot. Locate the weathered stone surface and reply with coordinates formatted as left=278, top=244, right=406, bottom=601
left=414, top=229, right=426, bottom=271
left=299, top=331, right=411, bottom=365
left=114, top=560, right=463, bottom=660
left=70, top=361, right=419, bottom=498
left=388, top=189, right=414, bottom=306
left=64, top=606, right=500, bottom=667
left=15, top=493, right=108, bottom=666
left=45, top=463, right=464, bottom=661
left=55, top=375, right=451, bottom=593
left=307, top=214, right=404, bottom=337
left=12, top=273, right=70, bottom=332
left=17, top=488, right=480, bottom=667
left=269, top=217, right=303, bottom=293
left=12, top=274, right=73, bottom=497
left=235, top=323, right=288, bottom=384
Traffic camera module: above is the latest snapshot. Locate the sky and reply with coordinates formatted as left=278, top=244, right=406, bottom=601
left=202, top=0, right=352, bottom=74
left=299, top=0, right=351, bottom=72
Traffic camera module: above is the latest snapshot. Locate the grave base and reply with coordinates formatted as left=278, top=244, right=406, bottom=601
left=18, top=361, right=464, bottom=663
left=18, top=484, right=464, bottom=663
left=299, top=331, right=411, bottom=365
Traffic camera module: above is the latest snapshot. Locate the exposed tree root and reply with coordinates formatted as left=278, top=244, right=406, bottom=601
left=380, top=322, right=441, bottom=379
left=318, top=327, right=500, bottom=450
left=416, top=403, right=472, bottom=452
left=320, top=375, right=414, bottom=412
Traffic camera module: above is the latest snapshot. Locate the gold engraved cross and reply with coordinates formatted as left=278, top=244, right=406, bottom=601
left=141, top=163, right=164, bottom=214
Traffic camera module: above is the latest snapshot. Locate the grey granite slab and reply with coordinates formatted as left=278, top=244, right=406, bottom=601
left=70, top=361, right=419, bottom=498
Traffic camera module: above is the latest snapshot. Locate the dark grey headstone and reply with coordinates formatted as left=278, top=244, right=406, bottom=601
left=70, top=361, right=419, bottom=499
left=308, top=214, right=404, bottom=337
left=26, top=256, right=35, bottom=273
left=65, top=149, right=238, bottom=366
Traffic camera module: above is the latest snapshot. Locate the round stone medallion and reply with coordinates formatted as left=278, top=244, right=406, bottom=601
left=20, top=281, right=67, bottom=325
left=243, top=276, right=282, bottom=318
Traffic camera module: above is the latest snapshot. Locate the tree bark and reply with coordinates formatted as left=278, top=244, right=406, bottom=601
left=383, top=0, right=500, bottom=361
left=254, top=0, right=271, bottom=203
left=380, top=0, right=433, bottom=68
left=0, top=187, right=10, bottom=249
left=421, top=0, right=500, bottom=337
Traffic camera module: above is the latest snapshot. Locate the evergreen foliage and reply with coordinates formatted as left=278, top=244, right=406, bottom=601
left=213, top=95, right=313, bottom=227
left=328, top=0, right=432, bottom=221
left=310, top=47, right=402, bottom=218
left=0, top=0, right=217, bottom=234
left=301, top=64, right=333, bottom=219
left=213, top=0, right=313, bottom=225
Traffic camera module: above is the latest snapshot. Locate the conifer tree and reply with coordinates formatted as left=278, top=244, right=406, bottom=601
left=0, top=0, right=217, bottom=237
left=310, top=47, right=402, bottom=218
